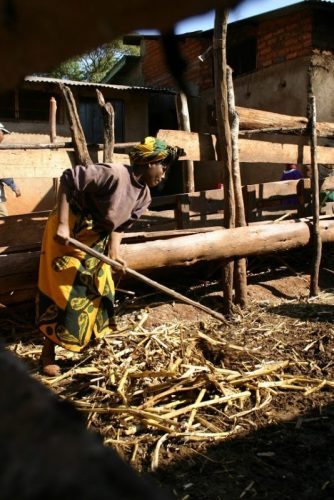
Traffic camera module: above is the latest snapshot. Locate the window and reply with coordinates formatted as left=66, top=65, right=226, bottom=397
left=227, top=37, right=257, bottom=76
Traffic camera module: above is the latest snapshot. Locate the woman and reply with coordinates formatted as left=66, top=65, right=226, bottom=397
left=37, top=136, right=184, bottom=376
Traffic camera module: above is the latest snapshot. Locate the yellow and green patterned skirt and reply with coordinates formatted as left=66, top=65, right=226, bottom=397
left=37, top=207, right=115, bottom=352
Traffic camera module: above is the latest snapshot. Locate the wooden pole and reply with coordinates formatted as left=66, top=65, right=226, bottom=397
left=67, top=237, right=228, bottom=324
left=49, top=96, right=59, bottom=201
left=175, top=92, right=195, bottom=192
left=309, top=95, right=322, bottom=297
left=49, top=97, right=57, bottom=144
left=96, top=89, right=115, bottom=163
left=227, top=66, right=247, bottom=308
left=213, top=9, right=235, bottom=315
left=59, top=83, right=92, bottom=166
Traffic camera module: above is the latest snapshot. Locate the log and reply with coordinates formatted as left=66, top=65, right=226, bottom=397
left=236, top=106, right=334, bottom=138
left=2, top=220, right=334, bottom=303
left=237, top=106, right=308, bottom=130
left=120, top=220, right=334, bottom=271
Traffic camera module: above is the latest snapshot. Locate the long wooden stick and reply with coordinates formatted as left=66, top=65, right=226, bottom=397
left=67, top=237, right=229, bottom=324
left=309, top=95, right=322, bottom=297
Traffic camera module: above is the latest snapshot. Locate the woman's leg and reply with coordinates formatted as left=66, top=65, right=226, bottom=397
left=40, top=337, right=61, bottom=377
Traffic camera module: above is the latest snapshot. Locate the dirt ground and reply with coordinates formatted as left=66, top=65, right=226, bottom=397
left=1, top=246, right=334, bottom=499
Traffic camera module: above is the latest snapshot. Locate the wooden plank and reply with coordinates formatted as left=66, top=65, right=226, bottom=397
left=157, top=129, right=217, bottom=161
left=188, top=188, right=224, bottom=215
left=250, top=179, right=310, bottom=199
left=0, top=150, right=129, bottom=178
left=0, top=287, right=36, bottom=305
left=0, top=212, right=48, bottom=254
left=0, top=252, right=40, bottom=280
left=158, top=130, right=334, bottom=164
left=243, top=179, right=311, bottom=223
left=2, top=135, right=334, bottom=176
left=150, top=194, right=177, bottom=209
left=238, top=139, right=334, bottom=164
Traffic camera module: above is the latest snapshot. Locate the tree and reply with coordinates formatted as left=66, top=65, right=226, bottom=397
left=47, top=39, right=139, bottom=82
left=48, top=58, right=83, bottom=81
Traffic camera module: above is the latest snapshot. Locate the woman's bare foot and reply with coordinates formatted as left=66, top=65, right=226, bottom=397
left=40, top=338, right=61, bottom=377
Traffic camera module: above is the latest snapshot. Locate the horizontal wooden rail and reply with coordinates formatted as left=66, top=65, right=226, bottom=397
left=1, top=132, right=334, bottom=178
left=158, top=130, right=334, bottom=164
left=2, top=179, right=330, bottom=253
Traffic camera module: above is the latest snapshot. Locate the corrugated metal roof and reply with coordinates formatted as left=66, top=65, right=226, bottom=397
left=24, top=75, right=176, bottom=94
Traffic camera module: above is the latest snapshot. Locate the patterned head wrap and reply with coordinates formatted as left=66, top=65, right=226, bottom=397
left=129, top=136, right=185, bottom=166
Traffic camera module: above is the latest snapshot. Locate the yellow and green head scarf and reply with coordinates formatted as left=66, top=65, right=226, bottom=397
left=129, top=136, right=185, bottom=166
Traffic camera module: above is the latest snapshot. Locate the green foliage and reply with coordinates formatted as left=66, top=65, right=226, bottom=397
left=48, top=58, right=83, bottom=81
left=47, top=40, right=140, bottom=82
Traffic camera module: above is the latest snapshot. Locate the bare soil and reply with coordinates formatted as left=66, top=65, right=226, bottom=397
left=1, top=247, right=334, bottom=499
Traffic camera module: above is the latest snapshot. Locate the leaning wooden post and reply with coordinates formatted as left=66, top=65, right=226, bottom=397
left=213, top=9, right=235, bottom=315
left=175, top=92, right=195, bottom=192
left=309, top=95, right=322, bottom=296
left=59, top=83, right=92, bottom=166
left=49, top=96, right=59, bottom=201
left=227, top=66, right=247, bottom=308
left=96, top=89, right=115, bottom=163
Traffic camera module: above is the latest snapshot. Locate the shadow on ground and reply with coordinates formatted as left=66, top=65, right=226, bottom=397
left=151, top=401, right=334, bottom=499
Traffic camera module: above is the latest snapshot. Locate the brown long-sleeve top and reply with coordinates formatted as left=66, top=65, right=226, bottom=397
left=60, top=163, right=151, bottom=232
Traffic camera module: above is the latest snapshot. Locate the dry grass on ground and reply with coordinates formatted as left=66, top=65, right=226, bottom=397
left=1, top=265, right=334, bottom=498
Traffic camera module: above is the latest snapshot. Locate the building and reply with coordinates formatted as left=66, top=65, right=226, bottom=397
left=0, top=76, right=175, bottom=214
left=107, top=1, right=334, bottom=132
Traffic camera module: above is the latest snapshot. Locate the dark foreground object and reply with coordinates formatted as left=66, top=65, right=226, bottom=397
left=0, top=349, right=170, bottom=500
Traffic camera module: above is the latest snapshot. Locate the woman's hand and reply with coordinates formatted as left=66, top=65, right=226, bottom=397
left=108, top=231, right=126, bottom=268
left=55, top=223, right=70, bottom=245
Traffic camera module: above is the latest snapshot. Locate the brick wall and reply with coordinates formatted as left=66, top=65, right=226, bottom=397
left=257, top=12, right=313, bottom=69
left=142, top=37, right=212, bottom=92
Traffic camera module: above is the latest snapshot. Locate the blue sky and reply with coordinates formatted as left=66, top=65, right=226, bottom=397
left=173, top=0, right=318, bottom=33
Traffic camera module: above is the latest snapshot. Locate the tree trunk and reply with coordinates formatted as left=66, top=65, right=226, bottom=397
left=120, top=220, right=334, bottom=271
left=213, top=9, right=235, bottom=315
left=2, top=220, right=334, bottom=304
left=227, top=67, right=247, bottom=308
left=59, top=83, right=92, bottom=166
left=96, top=89, right=115, bottom=163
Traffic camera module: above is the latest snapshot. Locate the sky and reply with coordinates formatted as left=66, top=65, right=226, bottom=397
left=171, top=0, right=320, bottom=34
